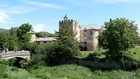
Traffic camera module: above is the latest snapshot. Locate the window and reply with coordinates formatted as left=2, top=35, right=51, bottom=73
left=90, top=31, right=92, bottom=35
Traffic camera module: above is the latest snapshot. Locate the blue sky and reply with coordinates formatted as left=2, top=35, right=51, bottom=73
left=0, top=0, right=140, bottom=33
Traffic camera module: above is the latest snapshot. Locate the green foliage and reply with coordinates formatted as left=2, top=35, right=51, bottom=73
left=30, top=26, right=80, bottom=65
left=10, top=27, right=18, bottom=36
left=7, top=57, right=29, bottom=68
left=58, top=21, right=75, bottom=39
left=8, top=58, right=17, bottom=66
left=46, top=36, right=80, bottom=64
left=0, top=64, right=39, bottom=79
left=29, top=43, right=50, bottom=65
left=136, top=36, right=140, bottom=46
left=16, top=23, right=32, bottom=43
left=1, top=62, right=140, bottom=79
left=58, top=36, right=80, bottom=58
left=0, top=33, right=8, bottom=50
left=0, top=34, right=19, bottom=51
left=0, top=28, right=10, bottom=35
left=0, top=58, right=9, bottom=65
left=128, top=46, right=140, bottom=60
left=99, top=18, right=138, bottom=58
left=36, top=31, right=56, bottom=37
left=29, top=64, right=140, bottom=79
left=6, top=35, right=19, bottom=50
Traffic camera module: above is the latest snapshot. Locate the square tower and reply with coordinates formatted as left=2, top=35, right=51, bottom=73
left=59, top=15, right=80, bottom=42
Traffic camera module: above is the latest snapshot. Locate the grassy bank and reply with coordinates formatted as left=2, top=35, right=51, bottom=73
left=1, top=46, right=140, bottom=79
left=0, top=64, right=39, bottom=79
left=1, top=64, right=140, bottom=79
left=29, top=64, right=140, bottom=79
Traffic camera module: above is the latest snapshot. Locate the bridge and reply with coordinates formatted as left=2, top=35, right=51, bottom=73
left=0, top=51, right=30, bottom=60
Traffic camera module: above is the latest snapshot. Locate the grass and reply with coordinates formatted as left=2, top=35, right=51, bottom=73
left=128, top=46, right=140, bottom=60
left=77, top=50, right=106, bottom=59
left=77, top=51, right=94, bottom=58
left=1, top=46, right=140, bottom=79
left=29, top=64, right=140, bottom=79
left=0, top=64, right=40, bottom=79
left=1, top=61, right=140, bottom=79
left=78, top=46, right=140, bottom=61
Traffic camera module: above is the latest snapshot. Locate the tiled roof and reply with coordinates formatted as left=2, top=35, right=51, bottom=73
left=80, top=24, right=101, bottom=30
left=35, top=37, right=57, bottom=42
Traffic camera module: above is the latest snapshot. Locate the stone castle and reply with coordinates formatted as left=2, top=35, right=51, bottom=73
left=29, top=15, right=102, bottom=51
left=59, top=15, right=102, bottom=51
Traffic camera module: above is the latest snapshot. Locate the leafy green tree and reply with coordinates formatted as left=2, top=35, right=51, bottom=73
left=58, top=24, right=75, bottom=39
left=16, top=23, right=32, bottom=43
left=0, top=34, right=8, bottom=50
left=0, top=34, right=19, bottom=51
left=99, top=18, right=138, bottom=59
left=6, top=35, right=19, bottom=51
left=58, top=36, right=79, bottom=58
left=10, top=27, right=18, bottom=36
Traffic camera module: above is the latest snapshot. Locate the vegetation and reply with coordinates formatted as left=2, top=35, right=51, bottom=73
left=0, top=34, right=19, bottom=51
left=16, top=23, right=32, bottom=43
left=1, top=63, right=140, bottom=79
left=1, top=18, right=140, bottom=79
left=36, top=31, right=56, bottom=37
left=99, top=18, right=138, bottom=59
left=128, top=46, right=140, bottom=60
left=0, top=64, right=39, bottom=79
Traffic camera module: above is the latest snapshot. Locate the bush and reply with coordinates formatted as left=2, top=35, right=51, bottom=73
left=0, top=58, right=9, bottom=65
left=8, top=58, right=17, bottom=66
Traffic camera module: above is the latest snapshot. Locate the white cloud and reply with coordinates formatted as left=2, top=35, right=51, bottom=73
left=7, top=6, right=36, bottom=14
left=33, top=24, right=47, bottom=32
left=0, top=6, right=37, bottom=14
left=0, top=11, right=14, bottom=23
left=22, top=0, right=67, bottom=9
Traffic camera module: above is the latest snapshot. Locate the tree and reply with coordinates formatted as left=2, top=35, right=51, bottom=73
left=0, top=34, right=8, bottom=50
left=6, top=35, right=19, bottom=51
left=0, top=34, right=19, bottom=51
left=16, top=23, right=32, bottom=43
left=58, top=22, right=80, bottom=57
left=10, top=27, right=18, bottom=36
left=99, top=18, right=138, bottom=59
left=58, top=22, right=75, bottom=39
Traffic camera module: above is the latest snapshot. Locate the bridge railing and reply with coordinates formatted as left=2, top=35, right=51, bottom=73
left=0, top=51, right=30, bottom=58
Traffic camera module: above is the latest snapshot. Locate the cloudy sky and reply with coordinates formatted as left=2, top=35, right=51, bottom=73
left=0, top=0, right=140, bottom=33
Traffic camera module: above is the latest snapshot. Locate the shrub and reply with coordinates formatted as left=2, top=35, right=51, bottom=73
left=8, top=58, right=17, bottom=66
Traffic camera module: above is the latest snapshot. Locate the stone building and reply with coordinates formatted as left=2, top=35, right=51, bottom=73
left=59, top=15, right=102, bottom=51
left=28, top=31, right=57, bottom=44
left=59, top=15, right=80, bottom=42
left=29, top=15, right=102, bottom=51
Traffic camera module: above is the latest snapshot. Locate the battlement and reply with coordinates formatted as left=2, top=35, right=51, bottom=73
left=59, top=19, right=74, bottom=24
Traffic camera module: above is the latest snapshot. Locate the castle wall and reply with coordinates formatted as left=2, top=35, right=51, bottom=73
left=80, top=30, right=86, bottom=42
left=86, top=30, right=99, bottom=51
left=72, top=21, right=80, bottom=42
left=59, top=15, right=101, bottom=51
left=59, top=19, right=80, bottom=42
left=30, top=33, right=36, bottom=42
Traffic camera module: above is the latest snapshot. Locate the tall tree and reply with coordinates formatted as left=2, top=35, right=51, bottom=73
left=10, top=27, right=18, bottom=36
left=16, top=23, right=32, bottom=43
left=0, top=34, right=19, bottom=51
left=99, top=18, right=138, bottom=58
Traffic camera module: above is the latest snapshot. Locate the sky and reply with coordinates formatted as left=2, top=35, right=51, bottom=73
left=0, top=0, right=140, bottom=33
